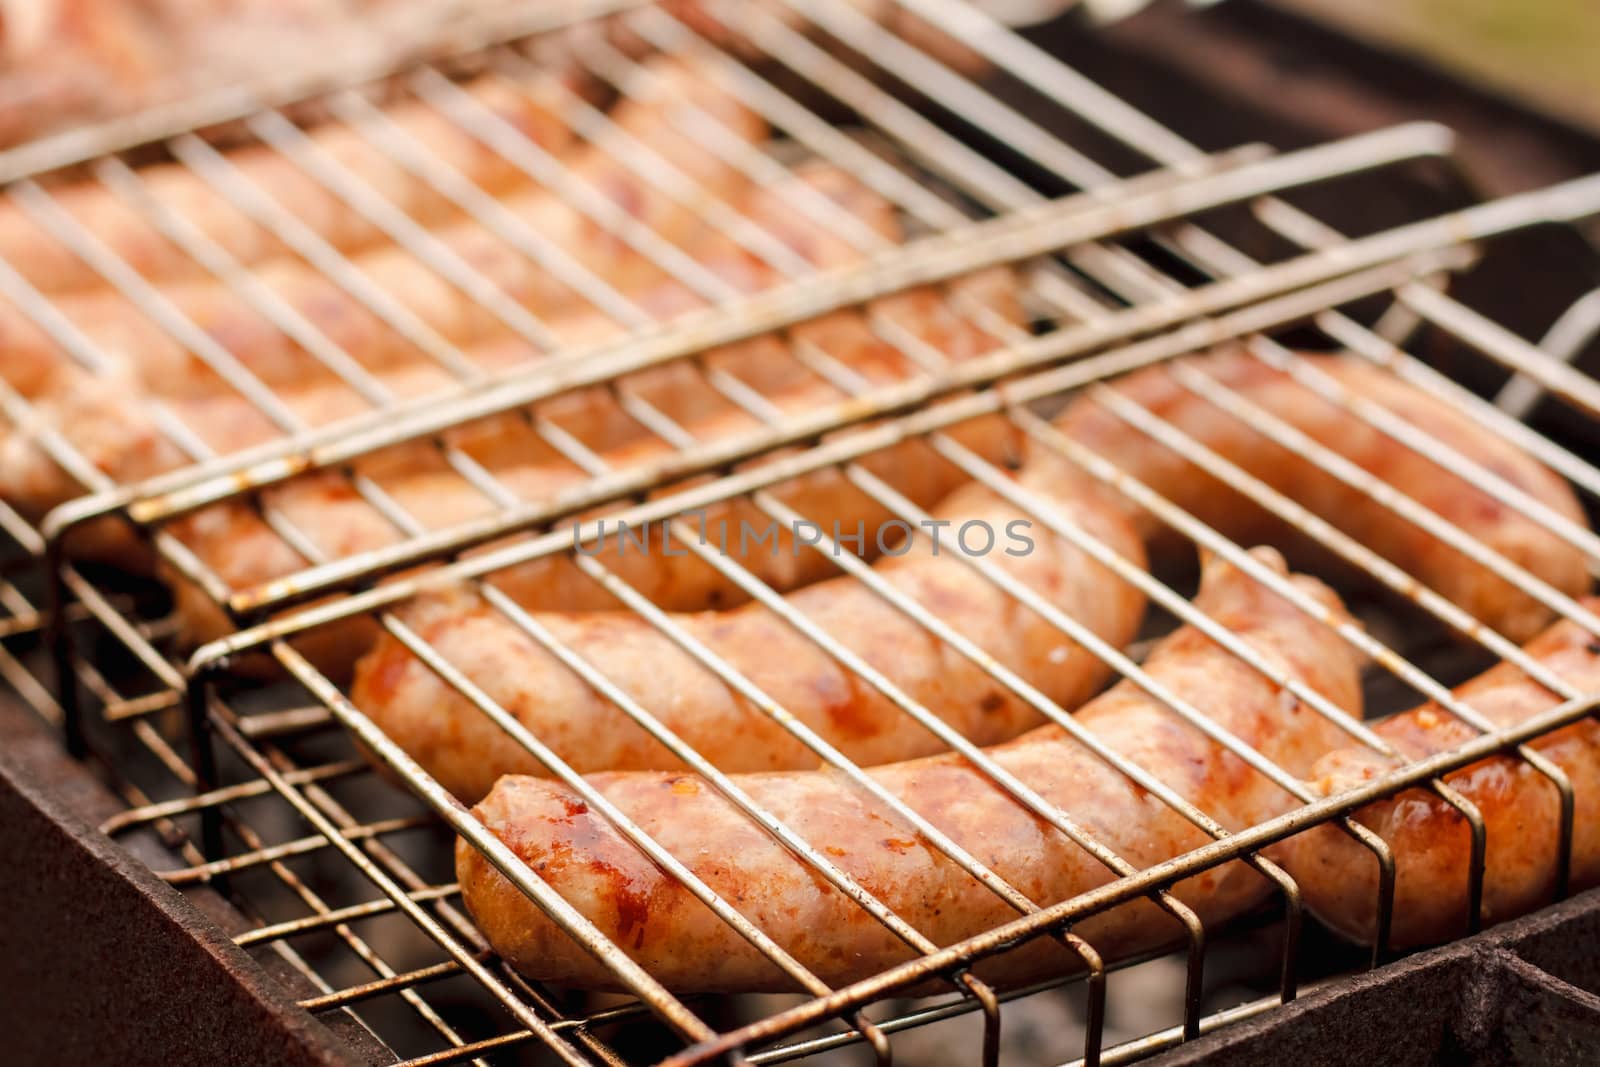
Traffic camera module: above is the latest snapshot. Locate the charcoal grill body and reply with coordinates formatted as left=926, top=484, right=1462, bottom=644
left=5, top=2, right=1600, bottom=1063
left=0, top=698, right=383, bottom=1065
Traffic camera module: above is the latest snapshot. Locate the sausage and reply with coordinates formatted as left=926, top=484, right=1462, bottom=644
left=0, top=70, right=581, bottom=297
left=0, top=316, right=783, bottom=516
left=5, top=157, right=991, bottom=673
left=656, top=0, right=991, bottom=76
left=357, top=441, right=1146, bottom=802
left=0, top=57, right=764, bottom=398
left=1057, top=348, right=1589, bottom=642
left=0, top=1, right=987, bottom=152
left=1274, top=602, right=1600, bottom=947
left=180, top=268, right=1025, bottom=671
left=0, top=0, right=247, bottom=147
left=360, top=343, right=1580, bottom=788
left=454, top=548, right=1362, bottom=990
left=171, top=287, right=1013, bottom=570
left=0, top=160, right=968, bottom=664
left=0, top=332, right=557, bottom=515
left=0, top=160, right=900, bottom=518
left=0, top=1, right=605, bottom=155
left=0, top=2, right=382, bottom=148
left=1, top=163, right=985, bottom=683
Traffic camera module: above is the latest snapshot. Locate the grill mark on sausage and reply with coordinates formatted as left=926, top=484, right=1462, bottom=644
left=457, top=550, right=1364, bottom=992
left=1277, top=600, right=1600, bottom=947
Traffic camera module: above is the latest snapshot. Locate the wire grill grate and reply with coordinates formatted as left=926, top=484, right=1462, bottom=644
left=3, top=3, right=1600, bottom=1066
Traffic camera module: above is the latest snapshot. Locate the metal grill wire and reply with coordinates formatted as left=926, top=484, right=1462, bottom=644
left=0, top=1, right=1598, bottom=1065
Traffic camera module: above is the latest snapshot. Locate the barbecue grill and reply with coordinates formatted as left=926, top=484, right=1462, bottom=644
left=5, top=2, right=1600, bottom=1064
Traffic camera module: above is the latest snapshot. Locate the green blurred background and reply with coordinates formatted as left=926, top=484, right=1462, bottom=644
left=1283, top=0, right=1600, bottom=128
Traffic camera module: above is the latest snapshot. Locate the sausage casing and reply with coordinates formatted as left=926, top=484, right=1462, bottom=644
left=355, top=446, right=1145, bottom=800
left=1057, top=349, right=1589, bottom=641
left=456, top=549, right=1360, bottom=990
left=0, top=69, right=580, bottom=296
left=0, top=58, right=763, bottom=398
left=1275, top=603, right=1600, bottom=947
left=0, top=160, right=900, bottom=520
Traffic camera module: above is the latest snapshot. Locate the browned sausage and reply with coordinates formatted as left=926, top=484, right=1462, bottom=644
left=655, top=0, right=991, bottom=76
left=0, top=0, right=326, bottom=149
left=1, top=164, right=982, bottom=670
left=1056, top=348, right=1590, bottom=641
left=357, top=346, right=1588, bottom=792
left=0, top=160, right=899, bottom=519
left=181, top=267, right=1023, bottom=673
left=358, top=442, right=1145, bottom=802
left=0, top=69, right=580, bottom=296
left=0, top=58, right=763, bottom=398
left=1274, top=602, right=1600, bottom=947
left=454, top=548, right=1360, bottom=990
left=173, top=272, right=1012, bottom=577
left=0, top=1, right=987, bottom=152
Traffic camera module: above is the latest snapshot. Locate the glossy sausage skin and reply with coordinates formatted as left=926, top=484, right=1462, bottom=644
left=173, top=263, right=1013, bottom=581
left=456, top=549, right=1361, bottom=991
left=0, top=161, right=900, bottom=519
left=0, top=58, right=763, bottom=398
left=1275, top=601, right=1600, bottom=947
left=46, top=168, right=992, bottom=666
left=0, top=70, right=580, bottom=298
left=1057, top=348, right=1589, bottom=642
left=657, top=0, right=990, bottom=75
left=0, top=0, right=353, bottom=150
left=170, top=230, right=1014, bottom=674
left=3, top=165, right=1009, bottom=682
left=356, top=447, right=1145, bottom=801
left=0, top=1, right=986, bottom=152
left=171, top=286, right=1025, bottom=672
left=0, top=1, right=558, bottom=151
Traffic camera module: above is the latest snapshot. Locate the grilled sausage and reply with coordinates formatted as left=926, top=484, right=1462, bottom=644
left=1, top=159, right=1003, bottom=686
left=1274, top=602, right=1600, bottom=947
left=454, top=548, right=1361, bottom=990
left=656, top=0, right=991, bottom=76
left=0, top=0, right=988, bottom=152
left=0, top=70, right=580, bottom=297
left=358, top=444, right=1146, bottom=802
left=213, top=267, right=1023, bottom=673
left=0, top=160, right=900, bottom=517
left=0, top=58, right=763, bottom=398
left=173, top=271, right=1014, bottom=591
left=0, top=0, right=354, bottom=149
left=1057, top=348, right=1589, bottom=642
left=2, top=161, right=984, bottom=660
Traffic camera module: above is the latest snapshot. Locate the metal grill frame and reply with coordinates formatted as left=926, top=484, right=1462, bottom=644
left=2, top=2, right=1600, bottom=1066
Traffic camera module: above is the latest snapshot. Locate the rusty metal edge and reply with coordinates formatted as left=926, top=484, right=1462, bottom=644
left=0, top=696, right=390, bottom=1066
left=1145, top=887, right=1600, bottom=1066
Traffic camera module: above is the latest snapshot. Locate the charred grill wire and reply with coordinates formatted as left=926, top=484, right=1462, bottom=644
left=3, top=2, right=1600, bottom=1065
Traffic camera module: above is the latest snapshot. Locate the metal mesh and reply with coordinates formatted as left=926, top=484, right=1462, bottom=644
left=3, top=2, right=1600, bottom=1065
